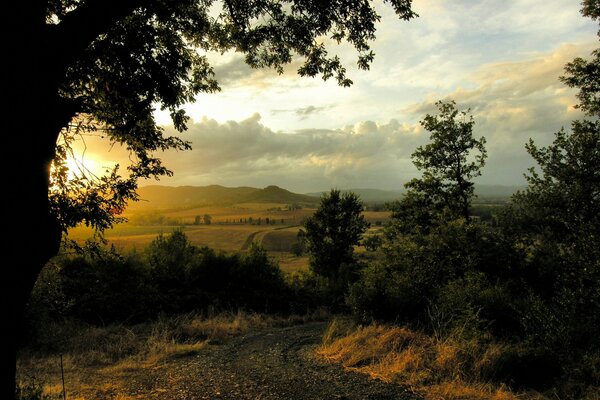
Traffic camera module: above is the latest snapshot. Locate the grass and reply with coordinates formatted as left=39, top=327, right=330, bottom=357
left=18, top=311, right=323, bottom=399
left=317, top=319, right=583, bottom=400
left=270, top=252, right=310, bottom=274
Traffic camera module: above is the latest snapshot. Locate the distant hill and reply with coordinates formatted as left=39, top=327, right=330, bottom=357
left=474, top=185, right=525, bottom=200
left=307, top=185, right=524, bottom=204
left=306, top=189, right=404, bottom=203
left=129, top=184, right=319, bottom=210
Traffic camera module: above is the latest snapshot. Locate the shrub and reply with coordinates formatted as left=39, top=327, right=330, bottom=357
left=483, top=345, right=563, bottom=390
left=52, top=248, right=152, bottom=324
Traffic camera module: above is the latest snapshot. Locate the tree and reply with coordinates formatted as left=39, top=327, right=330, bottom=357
left=4, top=1, right=417, bottom=395
left=389, top=101, right=487, bottom=234
left=303, top=189, right=369, bottom=284
left=503, top=2, right=599, bottom=255
left=203, top=214, right=212, bottom=225
left=499, top=3, right=600, bottom=358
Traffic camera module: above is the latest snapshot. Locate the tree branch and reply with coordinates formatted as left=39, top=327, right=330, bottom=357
left=47, top=0, right=144, bottom=79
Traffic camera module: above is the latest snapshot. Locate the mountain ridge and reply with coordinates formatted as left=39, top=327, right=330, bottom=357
left=130, top=184, right=319, bottom=210
left=129, top=183, right=524, bottom=211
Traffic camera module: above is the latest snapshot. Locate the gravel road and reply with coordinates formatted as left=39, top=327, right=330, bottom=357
left=137, top=321, right=421, bottom=399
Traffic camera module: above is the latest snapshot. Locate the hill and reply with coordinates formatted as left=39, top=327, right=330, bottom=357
left=129, top=184, right=319, bottom=211
left=306, top=189, right=404, bottom=203
left=307, top=185, right=524, bottom=204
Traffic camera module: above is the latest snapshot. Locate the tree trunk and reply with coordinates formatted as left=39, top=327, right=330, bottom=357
left=4, top=157, right=62, bottom=398
left=4, top=3, right=69, bottom=396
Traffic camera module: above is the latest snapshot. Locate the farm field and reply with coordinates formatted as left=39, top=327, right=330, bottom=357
left=66, top=203, right=391, bottom=274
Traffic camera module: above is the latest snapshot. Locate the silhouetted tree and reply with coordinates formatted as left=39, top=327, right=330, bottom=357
left=303, top=189, right=369, bottom=284
left=388, top=101, right=486, bottom=234
left=4, top=1, right=417, bottom=394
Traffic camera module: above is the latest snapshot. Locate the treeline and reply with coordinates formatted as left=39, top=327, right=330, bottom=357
left=26, top=233, right=331, bottom=337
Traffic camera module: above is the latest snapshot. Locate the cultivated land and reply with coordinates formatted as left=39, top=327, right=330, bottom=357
left=67, top=187, right=393, bottom=273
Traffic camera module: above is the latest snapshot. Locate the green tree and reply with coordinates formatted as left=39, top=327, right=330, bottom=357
left=499, top=2, right=600, bottom=360
left=363, top=234, right=383, bottom=252
left=203, top=214, right=212, bottom=225
left=5, top=1, right=416, bottom=393
left=388, top=101, right=487, bottom=234
left=503, top=2, right=599, bottom=258
left=303, top=190, right=369, bottom=284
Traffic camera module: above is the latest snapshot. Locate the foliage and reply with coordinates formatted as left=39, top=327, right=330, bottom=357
left=394, top=101, right=487, bottom=228
left=42, top=0, right=417, bottom=237
left=350, top=219, right=520, bottom=330
left=290, top=230, right=307, bottom=256
left=53, top=246, right=152, bottom=324
left=27, top=231, right=297, bottom=326
left=498, top=126, right=600, bottom=356
left=303, top=189, right=369, bottom=285
left=362, top=234, right=383, bottom=252
left=497, top=2, right=600, bottom=359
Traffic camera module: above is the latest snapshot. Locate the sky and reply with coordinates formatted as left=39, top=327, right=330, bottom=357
left=77, top=0, right=598, bottom=193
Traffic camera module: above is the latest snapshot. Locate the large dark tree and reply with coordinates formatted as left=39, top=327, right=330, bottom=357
left=4, top=0, right=416, bottom=395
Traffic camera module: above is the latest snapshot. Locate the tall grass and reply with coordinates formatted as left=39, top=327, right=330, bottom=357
left=318, top=319, right=568, bottom=400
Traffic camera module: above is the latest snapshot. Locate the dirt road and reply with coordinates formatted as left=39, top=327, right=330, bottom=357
left=131, top=321, right=421, bottom=399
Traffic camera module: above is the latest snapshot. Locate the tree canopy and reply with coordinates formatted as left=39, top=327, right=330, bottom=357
left=388, top=101, right=487, bottom=235
left=303, top=189, right=369, bottom=283
left=37, top=0, right=417, bottom=235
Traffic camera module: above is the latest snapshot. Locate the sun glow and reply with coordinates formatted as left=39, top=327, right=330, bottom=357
left=62, top=154, right=115, bottom=182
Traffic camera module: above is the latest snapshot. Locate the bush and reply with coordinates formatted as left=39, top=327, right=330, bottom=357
left=483, top=345, right=563, bottom=390
left=350, top=220, right=520, bottom=330
left=32, top=246, right=152, bottom=325
left=26, top=231, right=300, bottom=330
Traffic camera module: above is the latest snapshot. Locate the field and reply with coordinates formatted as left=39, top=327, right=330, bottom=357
left=67, top=202, right=391, bottom=274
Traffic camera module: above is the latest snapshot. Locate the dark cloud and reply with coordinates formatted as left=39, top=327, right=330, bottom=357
left=271, top=105, right=334, bottom=120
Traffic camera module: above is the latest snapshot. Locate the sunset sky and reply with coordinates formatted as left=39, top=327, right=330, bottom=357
left=79, top=0, right=598, bottom=193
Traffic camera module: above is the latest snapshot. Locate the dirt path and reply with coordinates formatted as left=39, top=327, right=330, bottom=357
left=121, top=322, right=421, bottom=399
left=240, top=230, right=264, bottom=250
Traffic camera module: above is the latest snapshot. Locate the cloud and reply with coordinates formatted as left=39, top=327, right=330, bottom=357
left=152, top=41, right=594, bottom=190
left=402, top=42, right=594, bottom=183
left=271, top=105, right=335, bottom=120
left=154, top=113, right=425, bottom=191
left=406, top=42, right=592, bottom=141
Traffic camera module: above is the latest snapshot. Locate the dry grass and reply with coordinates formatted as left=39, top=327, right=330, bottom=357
left=18, top=311, right=323, bottom=399
left=270, top=252, right=310, bottom=274
left=317, top=319, right=552, bottom=400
